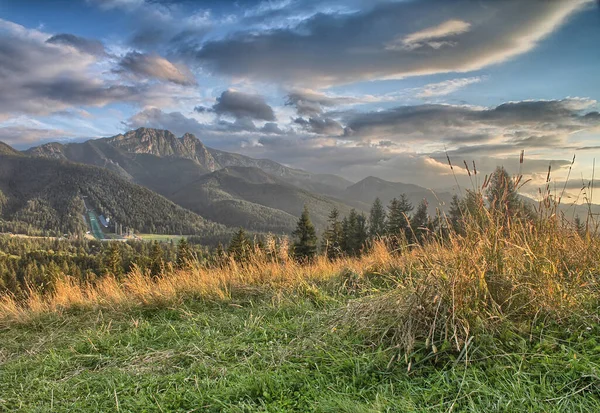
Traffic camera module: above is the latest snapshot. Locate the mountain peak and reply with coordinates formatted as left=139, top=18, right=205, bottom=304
left=0, top=141, right=21, bottom=156
left=105, top=128, right=217, bottom=171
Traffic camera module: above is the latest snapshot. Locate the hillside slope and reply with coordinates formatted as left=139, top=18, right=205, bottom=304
left=342, top=176, right=454, bottom=214
left=169, top=166, right=353, bottom=232
left=0, top=153, right=225, bottom=238
left=26, top=128, right=355, bottom=230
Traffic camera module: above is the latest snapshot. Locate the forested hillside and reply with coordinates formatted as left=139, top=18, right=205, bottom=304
left=0, top=154, right=226, bottom=238
left=169, top=166, right=353, bottom=232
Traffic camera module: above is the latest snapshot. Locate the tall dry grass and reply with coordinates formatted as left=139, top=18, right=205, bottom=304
left=1, top=179, right=600, bottom=366
left=0, top=241, right=395, bottom=324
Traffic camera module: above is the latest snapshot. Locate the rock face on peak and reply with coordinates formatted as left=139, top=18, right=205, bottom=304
left=26, top=142, right=68, bottom=159
left=105, top=128, right=218, bottom=171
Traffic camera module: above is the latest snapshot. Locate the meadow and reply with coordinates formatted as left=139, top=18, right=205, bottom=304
left=1, top=182, right=600, bottom=412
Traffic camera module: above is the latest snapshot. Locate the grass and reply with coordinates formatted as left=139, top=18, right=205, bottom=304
left=1, top=296, right=599, bottom=412
left=2, top=181, right=600, bottom=411
left=136, top=234, right=189, bottom=242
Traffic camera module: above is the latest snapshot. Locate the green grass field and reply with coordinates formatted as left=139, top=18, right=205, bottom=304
left=1, top=294, right=599, bottom=412
left=136, top=234, right=188, bottom=242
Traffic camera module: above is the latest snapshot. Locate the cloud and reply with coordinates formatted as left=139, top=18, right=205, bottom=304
left=208, top=90, right=276, bottom=121
left=124, top=106, right=286, bottom=138
left=46, top=33, right=107, bottom=56
left=0, top=18, right=195, bottom=118
left=87, top=0, right=144, bottom=11
left=124, top=107, right=205, bottom=137
left=120, top=102, right=585, bottom=193
left=88, top=0, right=211, bottom=53
left=294, top=116, right=344, bottom=135
left=0, top=126, right=73, bottom=148
left=416, top=77, right=483, bottom=98
left=116, top=52, right=197, bottom=85
left=195, top=0, right=591, bottom=86
left=389, top=19, right=471, bottom=51
left=285, top=88, right=362, bottom=116
left=343, top=99, right=600, bottom=148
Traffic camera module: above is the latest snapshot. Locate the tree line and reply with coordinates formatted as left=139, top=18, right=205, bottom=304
left=0, top=167, right=551, bottom=298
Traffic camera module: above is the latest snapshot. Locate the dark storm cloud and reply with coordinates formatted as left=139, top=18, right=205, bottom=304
left=46, top=33, right=107, bottom=56
left=194, top=0, right=592, bottom=86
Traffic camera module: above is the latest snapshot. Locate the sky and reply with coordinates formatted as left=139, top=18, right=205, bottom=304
left=0, top=0, right=599, bottom=200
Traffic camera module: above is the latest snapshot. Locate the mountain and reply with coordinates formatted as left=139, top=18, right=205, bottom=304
left=24, top=128, right=465, bottom=232
left=168, top=166, right=353, bottom=233
left=0, top=142, right=21, bottom=156
left=206, top=148, right=352, bottom=196
left=26, top=128, right=351, bottom=195
left=0, top=151, right=226, bottom=239
left=26, top=128, right=355, bottom=230
left=341, top=176, right=454, bottom=215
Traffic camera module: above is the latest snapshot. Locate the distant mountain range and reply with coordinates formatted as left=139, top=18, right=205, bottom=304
left=0, top=154, right=226, bottom=240
left=0, top=127, right=455, bottom=238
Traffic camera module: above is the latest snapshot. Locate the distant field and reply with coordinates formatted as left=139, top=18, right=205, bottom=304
left=136, top=234, right=188, bottom=242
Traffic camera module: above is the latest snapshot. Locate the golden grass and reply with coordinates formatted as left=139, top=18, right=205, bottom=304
left=1, top=202, right=599, bottom=364
left=0, top=241, right=394, bottom=324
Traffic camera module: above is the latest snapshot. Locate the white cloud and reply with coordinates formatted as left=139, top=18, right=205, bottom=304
left=389, top=19, right=471, bottom=51
left=416, top=77, right=483, bottom=98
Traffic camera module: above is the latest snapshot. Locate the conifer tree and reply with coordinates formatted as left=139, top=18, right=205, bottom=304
left=149, top=241, right=163, bottom=277
left=386, top=194, right=413, bottom=237
left=368, top=197, right=386, bottom=238
left=448, top=194, right=463, bottom=234
left=343, top=209, right=359, bottom=255
left=410, top=199, right=429, bottom=243
left=176, top=237, right=194, bottom=269
left=227, top=228, right=252, bottom=262
left=486, top=166, right=520, bottom=217
left=292, top=205, right=318, bottom=262
left=104, top=242, right=123, bottom=277
left=322, top=208, right=343, bottom=259
left=354, top=213, right=369, bottom=255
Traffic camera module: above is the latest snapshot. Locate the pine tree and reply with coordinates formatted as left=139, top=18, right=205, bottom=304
left=386, top=194, right=413, bottom=237
left=104, top=242, right=123, bottom=277
left=228, top=228, right=252, bottom=262
left=176, top=237, right=194, bottom=269
left=149, top=241, right=163, bottom=277
left=410, top=199, right=429, bottom=243
left=292, top=205, right=318, bottom=262
left=368, top=197, right=386, bottom=238
left=486, top=166, right=520, bottom=218
left=322, top=208, right=343, bottom=259
left=343, top=209, right=359, bottom=255
left=574, top=215, right=586, bottom=237
left=354, top=213, right=369, bottom=256
left=448, top=194, right=463, bottom=234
